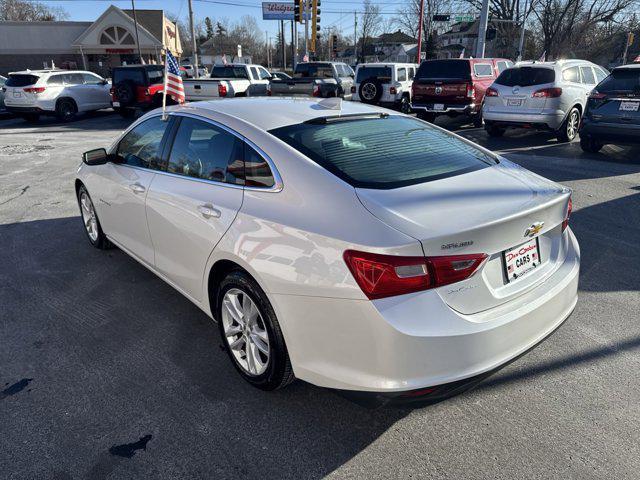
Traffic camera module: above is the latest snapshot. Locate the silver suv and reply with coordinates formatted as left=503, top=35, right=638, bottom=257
left=3, top=69, right=111, bottom=122
left=482, top=60, right=609, bottom=141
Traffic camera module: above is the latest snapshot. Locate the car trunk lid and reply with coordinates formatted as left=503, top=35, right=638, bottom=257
left=355, top=161, right=570, bottom=314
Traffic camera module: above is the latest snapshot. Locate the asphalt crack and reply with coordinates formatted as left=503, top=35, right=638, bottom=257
left=0, top=185, right=30, bottom=206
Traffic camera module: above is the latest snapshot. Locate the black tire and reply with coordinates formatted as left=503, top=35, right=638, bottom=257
left=77, top=185, right=111, bottom=250
left=557, top=107, right=580, bottom=143
left=358, top=78, right=383, bottom=104
left=417, top=111, right=436, bottom=123
left=114, top=81, right=136, bottom=107
left=472, top=111, right=484, bottom=128
left=580, top=137, right=603, bottom=153
left=21, top=113, right=39, bottom=123
left=55, top=99, right=77, bottom=122
left=485, top=124, right=505, bottom=137
left=399, top=95, right=412, bottom=114
left=217, top=270, right=295, bottom=391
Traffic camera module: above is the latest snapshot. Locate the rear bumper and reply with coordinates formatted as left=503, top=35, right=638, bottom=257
left=411, top=102, right=477, bottom=115
left=483, top=108, right=565, bottom=130
left=580, top=121, right=640, bottom=144
left=272, top=229, right=580, bottom=396
left=5, top=105, right=45, bottom=114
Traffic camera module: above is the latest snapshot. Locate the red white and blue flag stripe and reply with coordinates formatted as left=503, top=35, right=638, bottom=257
left=164, top=51, right=185, bottom=104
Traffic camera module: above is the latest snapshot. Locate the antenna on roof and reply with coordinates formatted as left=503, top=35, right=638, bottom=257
left=317, top=97, right=342, bottom=111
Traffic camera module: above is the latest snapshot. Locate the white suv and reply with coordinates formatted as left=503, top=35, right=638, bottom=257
left=3, top=70, right=111, bottom=122
left=482, top=59, right=609, bottom=141
left=352, top=62, right=418, bottom=113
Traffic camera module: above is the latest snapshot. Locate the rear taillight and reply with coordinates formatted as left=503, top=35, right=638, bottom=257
left=485, top=86, right=499, bottom=97
left=109, top=87, right=115, bottom=95
left=532, top=87, right=562, bottom=98
left=343, top=250, right=487, bottom=300
left=589, top=90, right=607, bottom=100
left=24, top=87, right=45, bottom=94
left=350, top=86, right=356, bottom=94
left=218, top=83, right=227, bottom=97
left=562, top=197, right=572, bottom=232
left=466, top=83, right=475, bottom=98
left=312, top=84, right=321, bottom=97
left=390, top=86, right=397, bottom=95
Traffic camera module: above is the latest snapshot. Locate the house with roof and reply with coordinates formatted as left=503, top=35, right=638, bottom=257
left=0, top=5, right=181, bottom=77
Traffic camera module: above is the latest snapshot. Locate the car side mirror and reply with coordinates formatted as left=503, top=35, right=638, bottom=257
left=83, top=148, right=109, bottom=166
left=101, top=79, right=108, bottom=85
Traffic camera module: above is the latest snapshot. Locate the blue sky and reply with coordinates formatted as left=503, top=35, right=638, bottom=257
left=40, top=0, right=403, bottom=40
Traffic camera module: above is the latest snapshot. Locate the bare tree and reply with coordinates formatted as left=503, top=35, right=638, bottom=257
left=359, top=0, right=382, bottom=61
left=532, top=0, right=634, bottom=58
left=393, top=0, right=452, bottom=39
left=0, top=0, right=67, bottom=21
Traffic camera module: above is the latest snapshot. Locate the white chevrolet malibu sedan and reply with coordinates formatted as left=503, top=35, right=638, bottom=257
left=75, top=97, right=579, bottom=406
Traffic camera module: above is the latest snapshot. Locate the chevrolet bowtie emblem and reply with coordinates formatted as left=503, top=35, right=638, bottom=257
left=524, top=222, right=544, bottom=237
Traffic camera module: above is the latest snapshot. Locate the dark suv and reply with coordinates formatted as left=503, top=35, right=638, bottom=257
left=579, top=64, right=640, bottom=153
left=111, top=65, right=172, bottom=117
left=411, top=58, right=513, bottom=125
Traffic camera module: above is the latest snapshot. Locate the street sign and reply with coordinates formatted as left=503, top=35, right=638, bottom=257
left=432, top=14, right=450, bottom=22
left=454, top=15, right=475, bottom=22
left=262, top=2, right=310, bottom=20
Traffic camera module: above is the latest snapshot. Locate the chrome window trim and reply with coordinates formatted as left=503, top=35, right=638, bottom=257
left=109, top=111, right=284, bottom=193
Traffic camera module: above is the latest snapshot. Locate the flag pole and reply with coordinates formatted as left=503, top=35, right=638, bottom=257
left=162, top=50, right=169, bottom=121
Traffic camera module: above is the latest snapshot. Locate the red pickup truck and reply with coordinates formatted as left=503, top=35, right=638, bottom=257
left=411, top=58, right=513, bottom=126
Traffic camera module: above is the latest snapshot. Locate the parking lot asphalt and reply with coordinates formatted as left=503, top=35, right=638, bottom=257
left=1, top=111, right=639, bottom=480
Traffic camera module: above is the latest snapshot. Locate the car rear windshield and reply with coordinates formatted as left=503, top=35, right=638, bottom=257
left=356, top=66, right=392, bottom=84
left=294, top=63, right=334, bottom=79
left=210, top=66, right=248, bottom=79
left=113, top=69, right=145, bottom=85
left=269, top=116, right=495, bottom=189
left=495, top=67, right=555, bottom=87
left=6, top=74, right=40, bottom=87
left=415, top=60, right=471, bottom=81
left=596, top=69, right=640, bottom=93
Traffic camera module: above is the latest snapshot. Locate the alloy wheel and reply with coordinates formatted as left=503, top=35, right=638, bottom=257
left=79, top=191, right=98, bottom=242
left=567, top=110, right=579, bottom=140
left=362, top=83, right=376, bottom=100
left=221, top=288, right=270, bottom=376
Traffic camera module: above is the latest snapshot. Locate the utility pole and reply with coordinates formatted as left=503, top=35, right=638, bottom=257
left=354, top=11, right=357, bottom=63
left=416, top=0, right=424, bottom=63
left=304, top=0, right=309, bottom=57
left=292, top=21, right=297, bottom=69
left=517, top=0, right=529, bottom=61
left=476, top=0, right=490, bottom=58
left=281, top=20, right=286, bottom=69
left=187, top=0, right=199, bottom=77
left=130, top=0, right=143, bottom=64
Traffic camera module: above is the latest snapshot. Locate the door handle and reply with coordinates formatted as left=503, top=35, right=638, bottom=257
left=197, top=203, right=221, bottom=219
left=129, top=182, right=146, bottom=194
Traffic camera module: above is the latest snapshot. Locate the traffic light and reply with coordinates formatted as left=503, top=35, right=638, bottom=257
left=332, top=33, right=338, bottom=58
left=311, top=0, right=321, bottom=52
left=294, top=0, right=301, bottom=23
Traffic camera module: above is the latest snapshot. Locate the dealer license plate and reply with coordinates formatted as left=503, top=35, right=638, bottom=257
left=503, top=238, right=541, bottom=283
left=507, top=98, right=523, bottom=107
left=112, top=101, right=120, bottom=107
left=433, top=103, right=445, bottom=111
left=619, top=101, right=639, bottom=111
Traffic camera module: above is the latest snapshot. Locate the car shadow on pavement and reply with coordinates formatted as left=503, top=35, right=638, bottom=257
left=0, top=110, right=131, bottom=134
left=0, top=216, right=408, bottom=480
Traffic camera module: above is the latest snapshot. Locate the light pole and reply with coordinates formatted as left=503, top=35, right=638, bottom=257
left=517, top=0, right=529, bottom=61
left=130, top=0, right=143, bottom=64
left=416, top=0, right=425, bottom=63
left=188, top=0, right=199, bottom=78
left=476, top=0, right=490, bottom=58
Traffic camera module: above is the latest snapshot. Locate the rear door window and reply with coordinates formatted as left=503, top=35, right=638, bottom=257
left=495, top=67, right=555, bottom=87
left=474, top=63, right=494, bottom=77
left=562, top=67, right=580, bottom=83
left=397, top=68, right=407, bottom=82
left=146, top=68, right=164, bottom=84
left=580, top=66, right=596, bottom=85
left=356, top=66, right=392, bottom=83
left=47, top=75, right=65, bottom=86
left=167, top=117, right=244, bottom=185
left=594, top=67, right=608, bottom=82
left=408, top=67, right=415, bottom=80
left=6, top=74, right=40, bottom=87
left=250, top=67, right=259, bottom=80
left=270, top=116, right=495, bottom=189
left=117, top=116, right=170, bottom=170
left=82, top=73, right=104, bottom=85
left=211, top=66, right=248, bottom=79
left=416, top=60, right=471, bottom=80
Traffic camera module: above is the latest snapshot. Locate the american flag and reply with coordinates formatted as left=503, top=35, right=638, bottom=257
left=164, top=51, right=185, bottom=104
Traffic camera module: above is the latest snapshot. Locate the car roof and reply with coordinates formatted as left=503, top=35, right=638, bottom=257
left=516, top=59, right=594, bottom=68
left=358, top=62, right=417, bottom=67
left=168, top=97, right=393, bottom=131
left=8, top=69, right=93, bottom=75
left=614, top=63, right=640, bottom=70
